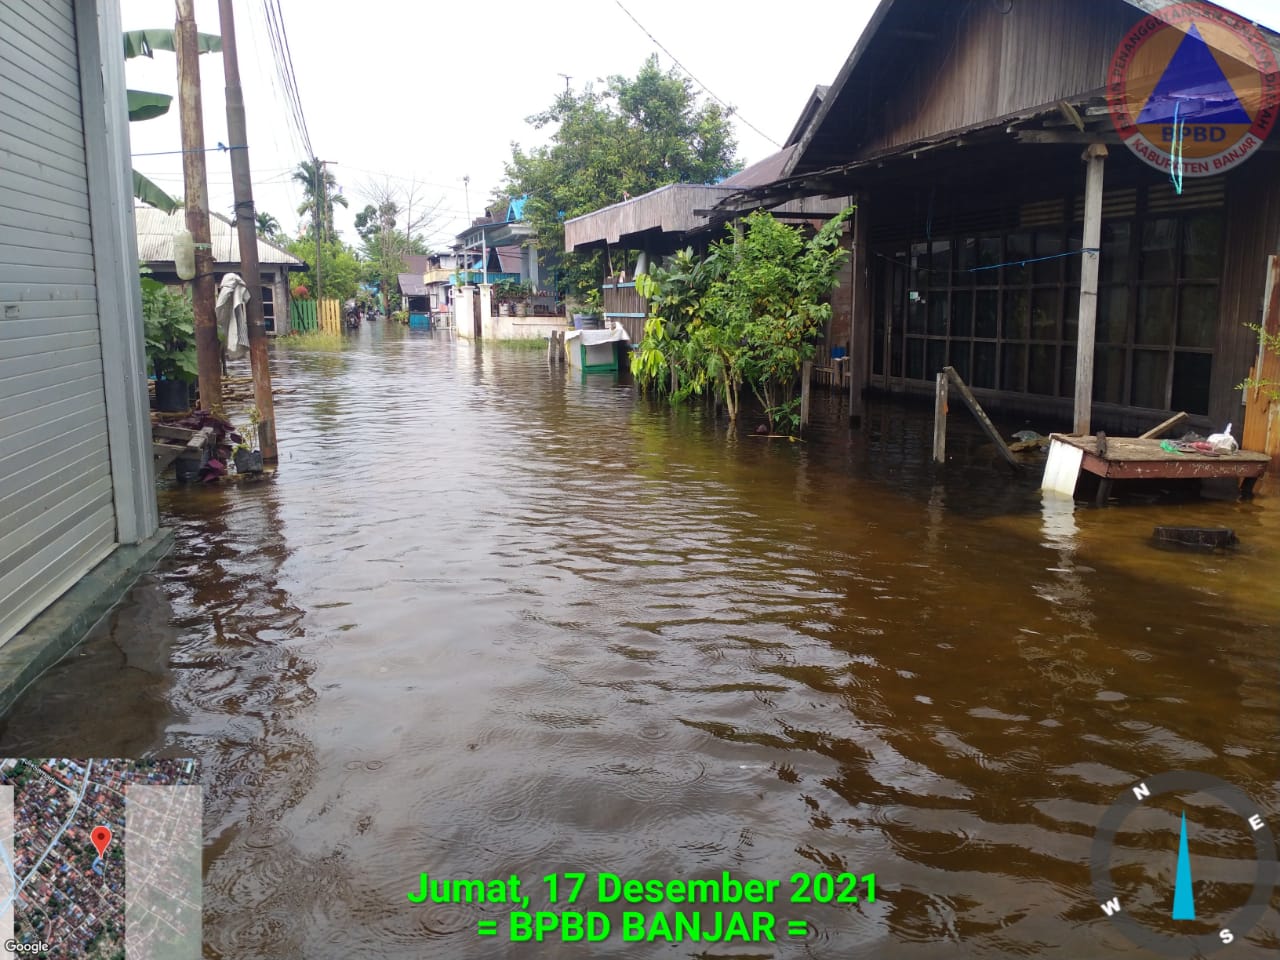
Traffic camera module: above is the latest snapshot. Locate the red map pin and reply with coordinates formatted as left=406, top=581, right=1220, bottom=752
left=90, top=825, right=112, bottom=858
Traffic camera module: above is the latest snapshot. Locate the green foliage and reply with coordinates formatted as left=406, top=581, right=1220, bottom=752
left=632, top=208, right=855, bottom=433
left=124, top=29, right=220, bottom=213
left=294, top=160, right=347, bottom=241
left=1237, top=322, right=1280, bottom=401
left=279, top=329, right=345, bottom=350
left=255, top=211, right=282, bottom=240
left=123, top=29, right=221, bottom=59
left=140, top=275, right=197, bottom=382
left=285, top=236, right=360, bottom=303
left=501, top=55, right=739, bottom=300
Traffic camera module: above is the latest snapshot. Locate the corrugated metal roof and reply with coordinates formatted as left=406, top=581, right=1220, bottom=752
left=720, top=145, right=799, bottom=188
left=135, top=206, right=306, bottom=268
left=398, top=273, right=430, bottom=296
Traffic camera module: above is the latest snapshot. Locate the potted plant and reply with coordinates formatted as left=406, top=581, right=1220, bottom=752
left=141, top=274, right=198, bottom=411
left=514, top=281, right=533, bottom=317
left=231, top=407, right=264, bottom=474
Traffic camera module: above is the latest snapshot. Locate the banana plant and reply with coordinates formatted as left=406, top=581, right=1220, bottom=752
left=123, top=29, right=222, bottom=213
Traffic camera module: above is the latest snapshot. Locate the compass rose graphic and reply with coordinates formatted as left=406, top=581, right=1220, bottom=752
left=1090, top=771, right=1278, bottom=956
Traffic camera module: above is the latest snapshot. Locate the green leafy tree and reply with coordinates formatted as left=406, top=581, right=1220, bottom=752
left=633, top=208, right=855, bottom=433
left=140, top=276, right=198, bottom=382
left=123, top=29, right=222, bottom=213
left=293, top=159, right=347, bottom=241
left=501, top=55, right=739, bottom=299
left=285, top=236, right=360, bottom=303
left=255, top=210, right=282, bottom=239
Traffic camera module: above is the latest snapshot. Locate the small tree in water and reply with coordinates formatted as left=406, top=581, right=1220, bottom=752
left=633, top=207, right=854, bottom=433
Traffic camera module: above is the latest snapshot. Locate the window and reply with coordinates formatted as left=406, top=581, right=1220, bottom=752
left=871, top=185, right=1223, bottom=415
left=261, top=283, right=275, bottom=333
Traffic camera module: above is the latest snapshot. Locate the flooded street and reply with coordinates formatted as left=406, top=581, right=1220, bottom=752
left=2, top=323, right=1277, bottom=958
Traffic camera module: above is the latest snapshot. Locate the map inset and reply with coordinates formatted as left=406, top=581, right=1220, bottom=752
left=0, top=758, right=201, bottom=959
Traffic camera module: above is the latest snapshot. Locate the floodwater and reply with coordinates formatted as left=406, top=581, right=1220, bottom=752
left=1, top=322, right=1277, bottom=959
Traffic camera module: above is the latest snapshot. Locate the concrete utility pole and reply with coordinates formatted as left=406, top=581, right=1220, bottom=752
left=176, top=0, right=222, bottom=413
left=219, top=0, right=278, bottom=461
left=314, top=157, right=323, bottom=301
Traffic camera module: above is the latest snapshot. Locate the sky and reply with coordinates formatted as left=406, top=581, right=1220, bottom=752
left=123, top=0, right=1280, bottom=254
left=123, top=0, right=881, bottom=252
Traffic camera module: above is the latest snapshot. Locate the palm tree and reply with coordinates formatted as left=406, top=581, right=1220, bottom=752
left=292, top=160, right=347, bottom=242
left=255, top=211, right=281, bottom=239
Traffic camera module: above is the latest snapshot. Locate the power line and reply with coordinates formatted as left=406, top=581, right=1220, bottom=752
left=261, top=0, right=312, bottom=158
left=612, top=0, right=781, bottom=149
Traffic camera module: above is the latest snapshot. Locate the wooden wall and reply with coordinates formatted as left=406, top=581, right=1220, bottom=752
left=1211, top=151, right=1280, bottom=428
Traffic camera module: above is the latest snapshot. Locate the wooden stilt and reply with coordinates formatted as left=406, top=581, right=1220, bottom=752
left=933, top=371, right=948, bottom=464
left=1073, top=143, right=1108, bottom=436
left=800, top=360, right=812, bottom=428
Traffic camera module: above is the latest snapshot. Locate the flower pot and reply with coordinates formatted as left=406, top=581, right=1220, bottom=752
left=515, top=302, right=528, bottom=317
left=156, top=378, right=190, bottom=412
left=234, top=449, right=264, bottom=474
left=573, top=313, right=602, bottom=330
left=498, top=302, right=512, bottom=316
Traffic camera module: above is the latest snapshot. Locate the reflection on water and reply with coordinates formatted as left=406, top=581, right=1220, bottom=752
left=1, top=322, right=1276, bottom=958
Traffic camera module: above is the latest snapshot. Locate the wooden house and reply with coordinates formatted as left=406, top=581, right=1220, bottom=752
left=716, top=0, right=1280, bottom=435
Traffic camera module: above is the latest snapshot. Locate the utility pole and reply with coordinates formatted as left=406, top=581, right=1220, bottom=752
left=219, top=0, right=278, bottom=461
left=175, top=0, right=221, bottom=413
left=558, top=73, right=572, bottom=92
left=314, top=157, right=323, bottom=302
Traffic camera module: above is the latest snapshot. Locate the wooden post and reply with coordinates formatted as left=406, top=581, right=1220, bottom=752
left=219, top=0, right=277, bottom=461
left=944, top=366, right=1022, bottom=470
left=1138, top=411, right=1189, bottom=440
left=801, top=360, right=812, bottom=427
left=933, top=371, right=948, bottom=463
left=176, top=0, right=221, bottom=413
left=849, top=197, right=869, bottom=422
left=1073, top=143, right=1108, bottom=435
left=1242, top=255, right=1280, bottom=491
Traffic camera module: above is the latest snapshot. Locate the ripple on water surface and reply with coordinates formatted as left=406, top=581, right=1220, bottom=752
left=0, top=327, right=1276, bottom=958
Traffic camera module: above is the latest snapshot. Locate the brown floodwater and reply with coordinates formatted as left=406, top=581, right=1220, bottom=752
left=1, top=322, right=1277, bottom=958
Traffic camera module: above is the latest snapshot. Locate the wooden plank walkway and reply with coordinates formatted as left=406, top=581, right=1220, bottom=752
left=1049, top=433, right=1269, bottom=504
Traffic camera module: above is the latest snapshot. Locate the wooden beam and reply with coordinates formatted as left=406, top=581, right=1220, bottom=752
left=1014, top=130, right=1122, bottom=145
left=1242, top=254, right=1280, bottom=490
left=1057, top=100, right=1086, bottom=131
left=849, top=198, right=869, bottom=421
left=943, top=366, right=1022, bottom=470
left=933, top=371, right=948, bottom=463
left=801, top=360, right=812, bottom=428
left=1073, top=143, right=1108, bottom=435
left=1138, top=411, right=1189, bottom=439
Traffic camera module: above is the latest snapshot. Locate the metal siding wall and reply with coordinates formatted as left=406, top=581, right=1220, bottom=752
left=0, top=0, right=115, bottom=646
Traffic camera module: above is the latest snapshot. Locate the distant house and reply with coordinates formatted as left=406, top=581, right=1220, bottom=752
left=134, top=207, right=307, bottom=335
left=563, top=85, right=850, bottom=342
left=453, top=196, right=550, bottom=291
left=398, top=251, right=461, bottom=319
left=0, top=0, right=167, bottom=688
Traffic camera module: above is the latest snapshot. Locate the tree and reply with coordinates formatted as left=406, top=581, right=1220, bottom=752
left=293, top=159, right=347, bottom=242
left=123, top=29, right=222, bottom=213
left=501, top=55, right=739, bottom=299
left=285, top=236, right=360, bottom=303
left=633, top=208, right=855, bottom=433
left=255, top=210, right=281, bottom=240
left=354, top=177, right=441, bottom=312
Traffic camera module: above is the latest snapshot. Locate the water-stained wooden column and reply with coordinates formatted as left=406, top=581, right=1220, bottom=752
left=1073, top=144, right=1108, bottom=435
left=1242, top=254, right=1280, bottom=491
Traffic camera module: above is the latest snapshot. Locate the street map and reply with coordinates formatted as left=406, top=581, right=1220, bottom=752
left=0, top=758, right=201, bottom=959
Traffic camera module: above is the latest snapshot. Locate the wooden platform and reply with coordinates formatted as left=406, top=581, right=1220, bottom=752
left=1049, top=433, right=1269, bottom=504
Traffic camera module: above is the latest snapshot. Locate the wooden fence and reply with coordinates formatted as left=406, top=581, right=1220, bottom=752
left=288, top=298, right=343, bottom=334
left=602, top=276, right=648, bottom=344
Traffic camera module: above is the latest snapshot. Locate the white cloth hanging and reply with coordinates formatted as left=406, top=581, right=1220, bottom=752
left=215, top=272, right=250, bottom=360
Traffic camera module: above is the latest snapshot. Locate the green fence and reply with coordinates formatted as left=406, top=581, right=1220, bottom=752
left=291, top=299, right=318, bottom=332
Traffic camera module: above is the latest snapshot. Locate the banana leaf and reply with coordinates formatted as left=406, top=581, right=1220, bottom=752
left=127, top=89, right=172, bottom=122
left=123, top=29, right=221, bottom=60
left=133, top=170, right=179, bottom=214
